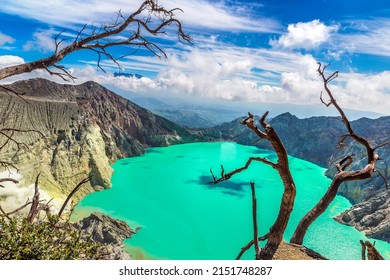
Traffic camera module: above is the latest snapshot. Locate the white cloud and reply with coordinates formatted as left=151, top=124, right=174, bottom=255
left=334, top=18, right=390, bottom=57
left=103, top=47, right=322, bottom=105
left=336, top=71, right=390, bottom=113
left=271, top=20, right=339, bottom=50
left=0, top=55, right=25, bottom=69
left=23, top=29, right=57, bottom=53
left=0, top=0, right=281, bottom=34
left=77, top=46, right=389, bottom=115
left=164, top=0, right=281, bottom=33
left=0, top=32, right=15, bottom=46
left=70, top=65, right=160, bottom=92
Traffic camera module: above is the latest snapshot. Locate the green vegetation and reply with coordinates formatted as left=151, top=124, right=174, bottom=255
left=0, top=215, right=102, bottom=260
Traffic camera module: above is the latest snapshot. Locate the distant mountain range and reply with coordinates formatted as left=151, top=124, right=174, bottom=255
left=130, top=96, right=241, bottom=129
left=107, top=90, right=384, bottom=130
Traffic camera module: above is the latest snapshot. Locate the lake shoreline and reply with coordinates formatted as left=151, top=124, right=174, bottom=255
left=72, top=142, right=390, bottom=260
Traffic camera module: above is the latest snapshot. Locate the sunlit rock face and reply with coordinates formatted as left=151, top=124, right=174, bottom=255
left=0, top=78, right=204, bottom=205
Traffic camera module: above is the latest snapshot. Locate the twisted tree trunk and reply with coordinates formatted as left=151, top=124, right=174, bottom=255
left=290, top=159, right=378, bottom=244
left=290, top=63, right=384, bottom=245
left=210, top=112, right=296, bottom=260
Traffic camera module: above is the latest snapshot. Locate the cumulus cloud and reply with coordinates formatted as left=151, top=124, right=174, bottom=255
left=71, top=65, right=161, bottom=92
left=51, top=39, right=388, bottom=116
left=0, top=55, right=25, bottom=69
left=270, top=19, right=339, bottom=50
left=0, top=32, right=15, bottom=46
left=336, top=71, right=390, bottom=113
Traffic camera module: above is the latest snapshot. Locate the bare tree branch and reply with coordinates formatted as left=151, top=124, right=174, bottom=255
left=208, top=156, right=277, bottom=184
left=375, top=169, right=389, bottom=189
left=374, top=140, right=390, bottom=151
left=58, top=176, right=92, bottom=218
left=360, top=240, right=367, bottom=260
left=250, top=182, right=260, bottom=259
left=0, top=0, right=192, bottom=81
left=236, top=234, right=269, bottom=260
left=0, top=161, right=19, bottom=173
left=336, top=154, right=355, bottom=172
left=316, top=62, right=375, bottom=162
left=0, top=128, right=45, bottom=167
left=0, top=177, right=19, bottom=188
left=360, top=240, right=384, bottom=260
left=290, top=63, right=382, bottom=245
left=26, top=173, right=41, bottom=224
left=0, top=199, right=33, bottom=220
left=211, top=111, right=296, bottom=260
left=240, top=112, right=267, bottom=139
left=0, top=84, right=28, bottom=102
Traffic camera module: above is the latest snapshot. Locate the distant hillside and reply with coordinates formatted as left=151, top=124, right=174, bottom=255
left=129, top=96, right=241, bottom=129
left=214, top=112, right=390, bottom=201
left=215, top=112, right=389, bottom=166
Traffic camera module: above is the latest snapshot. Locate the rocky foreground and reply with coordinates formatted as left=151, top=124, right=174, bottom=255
left=335, top=191, right=390, bottom=242
left=75, top=212, right=137, bottom=260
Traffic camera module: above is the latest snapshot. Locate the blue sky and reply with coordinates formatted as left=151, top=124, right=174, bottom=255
left=0, top=0, right=389, bottom=116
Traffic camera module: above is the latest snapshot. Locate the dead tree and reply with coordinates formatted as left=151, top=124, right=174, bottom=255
left=289, top=63, right=388, bottom=245
left=0, top=174, right=91, bottom=221
left=360, top=240, right=385, bottom=260
left=0, top=0, right=191, bottom=84
left=210, top=63, right=388, bottom=260
left=210, top=112, right=296, bottom=260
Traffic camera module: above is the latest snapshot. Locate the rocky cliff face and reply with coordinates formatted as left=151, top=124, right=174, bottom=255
left=0, top=78, right=205, bottom=206
left=335, top=191, right=390, bottom=242
left=215, top=112, right=389, bottom=183
left=214, top=112, right=390, bottom=241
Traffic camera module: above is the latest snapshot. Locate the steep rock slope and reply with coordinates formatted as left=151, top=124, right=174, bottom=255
left=0, top=78, right=205, bottom=205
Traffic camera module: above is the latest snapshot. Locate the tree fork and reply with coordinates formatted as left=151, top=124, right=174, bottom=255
left=211, top=112, right=296, bottom=260
left=290, top=63, right=383, bottom=245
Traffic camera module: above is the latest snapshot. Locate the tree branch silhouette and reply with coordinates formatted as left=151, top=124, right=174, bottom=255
left=290, top=63, right=387, bottom=245
left=0, top=0, right=192, bottom=82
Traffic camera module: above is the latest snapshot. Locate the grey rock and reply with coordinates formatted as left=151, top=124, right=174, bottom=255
left=75, top=212, right=135, bottom=244
left=74, top=212, right=137, bottom=260
left=335, top=192, right=390, bottom=242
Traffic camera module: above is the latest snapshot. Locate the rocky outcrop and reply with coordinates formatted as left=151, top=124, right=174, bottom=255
left=335, top=192, right=390, bottom=242
left=75, top=212, right=137, bottom=260
left=0, top=78, right=206, bottom=206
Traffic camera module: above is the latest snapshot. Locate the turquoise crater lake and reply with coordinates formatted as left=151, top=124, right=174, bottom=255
left=72, top=142, right=390, bottom=260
